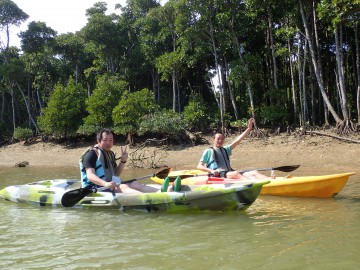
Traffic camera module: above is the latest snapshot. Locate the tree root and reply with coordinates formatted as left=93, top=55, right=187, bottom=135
left=335, top=120, right=357, bottom=135
left=250, top=127, right=267, bottom=138
left=306, top=130, right=360, bottom=144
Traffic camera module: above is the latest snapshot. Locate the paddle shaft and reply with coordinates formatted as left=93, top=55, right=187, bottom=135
left=240, top=168, right=274, bottom=173
left=91, top=167, right=171, bottom=191
left=240, top=165, right=299, bottom=173
left=96, top=173, right=155, bottom=191
left=166, top=165, right=300, bottom=181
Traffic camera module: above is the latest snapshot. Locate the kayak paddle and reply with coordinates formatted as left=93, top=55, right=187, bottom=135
left=164, top=165, right=300, bottom=181
left=61, top=167, right=171, bottom=207
left=240, top=165, right=300, bottom=173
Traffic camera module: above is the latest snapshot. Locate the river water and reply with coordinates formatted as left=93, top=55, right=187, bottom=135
left=0, top=166, right=359, bottom=270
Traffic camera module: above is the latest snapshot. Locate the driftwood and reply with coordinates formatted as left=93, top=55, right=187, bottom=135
left=128, top=138, right=169, bottom=168
left=14, top=161, right=29, bottom=167
left=306, top=130, right=360, bottom=144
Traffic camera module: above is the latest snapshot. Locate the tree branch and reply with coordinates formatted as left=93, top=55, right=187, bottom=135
left=306, top=130, right=360, bottom=144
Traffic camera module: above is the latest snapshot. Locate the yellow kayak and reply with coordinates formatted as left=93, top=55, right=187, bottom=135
left=151, top=170, right=356, bottom=198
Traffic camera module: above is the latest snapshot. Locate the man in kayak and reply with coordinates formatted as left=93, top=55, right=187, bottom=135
left=80, top=128, right=158, bottom=193
left=197, top=118, right=270, bottom=180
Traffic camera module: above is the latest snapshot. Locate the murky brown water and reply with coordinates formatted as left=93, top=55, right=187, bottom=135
left=0, top=166, right=359, bottom=269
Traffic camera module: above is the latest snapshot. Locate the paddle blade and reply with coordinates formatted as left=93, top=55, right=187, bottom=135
left=155, top=167, right=172, bottom=179
left=273, top=165, right=300, bottom=172
left=61, top=188, right=94, bottom=207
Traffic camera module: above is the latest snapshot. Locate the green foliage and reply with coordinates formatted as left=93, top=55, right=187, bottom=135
left=37, top=77, right=86, bottom=137
left=183, top=94, right=212, bottom=131
left=80, top=75, right=127, bottom=134
left=138, top=110, right=185, bottom=136
left=259, top=104, right=289, bottom=126
left=2, top=0, right=360, bottom=136
left=260, top=88, right=290, bottom=125
left=13, top=127, right=33, bottom=140
left=210, top=111, right=233, bottom=131
left=230, top=119, right=248, bottom=128
left=0, top=0, right=29, bottom=28
left=18, top=21, right=57, bottom=53
left=113, top=88, right=159, bottom=135
left=317, top=0, right=360, bottom=28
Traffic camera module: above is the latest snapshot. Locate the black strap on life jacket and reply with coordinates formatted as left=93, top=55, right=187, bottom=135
left=96, top=147, right=116, bottom=169
left=210, top=147, right=233, bottom=171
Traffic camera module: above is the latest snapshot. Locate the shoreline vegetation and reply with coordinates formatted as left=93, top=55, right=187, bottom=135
left=1, top=129, right=359, bottom=178
left=1, top=1, right=359, bottom=156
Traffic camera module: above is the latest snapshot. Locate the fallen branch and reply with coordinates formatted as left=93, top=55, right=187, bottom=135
left=128, top=138, right=169, bottom=168
left=307, top=130, right=360, bottom=144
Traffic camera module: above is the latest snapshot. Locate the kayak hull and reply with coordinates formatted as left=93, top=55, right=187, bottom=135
left=260, top=173, right=354, bottom=197
left=151, top=171, right=355, bottom=198
left=0, top=179, right=268, bottom=212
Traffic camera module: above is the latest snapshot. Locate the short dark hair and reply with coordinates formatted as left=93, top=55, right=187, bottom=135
left=214, top=132, right=225, bottom=138
left=96, top=128, right=114, bottom=142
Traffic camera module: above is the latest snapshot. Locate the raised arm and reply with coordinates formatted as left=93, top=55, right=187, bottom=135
left=230, top=118, right=254, bottom=150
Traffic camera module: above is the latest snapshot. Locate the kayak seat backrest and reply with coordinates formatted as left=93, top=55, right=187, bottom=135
left=180, top=185, right=191, bottom=192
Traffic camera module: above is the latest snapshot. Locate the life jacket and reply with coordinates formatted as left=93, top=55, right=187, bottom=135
left=207, top=147, right=233, bottom=171
left=79, top=145, right=116, bottom=188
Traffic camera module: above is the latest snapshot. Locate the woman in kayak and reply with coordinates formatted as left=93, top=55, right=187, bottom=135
left=197, top=118, right=270, bottom=180
left=80, top=128, right=158, bottom=193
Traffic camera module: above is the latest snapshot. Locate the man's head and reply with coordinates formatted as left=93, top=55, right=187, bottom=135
left=213, top=133, right=225, bottom=148
left=96, top=128, right=114, bottom=151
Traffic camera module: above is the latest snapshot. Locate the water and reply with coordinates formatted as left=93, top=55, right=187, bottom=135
left=0, top=167, right=359, bottom=269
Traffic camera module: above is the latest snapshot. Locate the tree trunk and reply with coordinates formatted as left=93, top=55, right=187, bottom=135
left=334, top=25, right=349, bottom=121
left=267, top=6, right=278, bottom=89
left=288, top=38, right=298, bottom=124
left=176, top=73, right=181, bottom=112
left=10, top=85, right=16, bottom=133
left=172, top=69, right=176, bottom=112
left=16, top=82, right=40, bottom=134
left=297, top=35, right=304, bottom=126
left=309, top=59, right=316, bottom=126
left=231, top=23, right=255, bottom=122
left=302, top=38, right=309, bottom=125
left=355, top=22, right=360, bottom=124
left=312, top=0, right=328, bottom=125
left=224, top=58, right=239, bottom=120
left=299, top=0, right=342, bottom=124
left=208, top=71, right=220, bottom=109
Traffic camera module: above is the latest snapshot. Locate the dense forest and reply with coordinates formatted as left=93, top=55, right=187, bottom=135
left=0, top=0, right=359, bottom=144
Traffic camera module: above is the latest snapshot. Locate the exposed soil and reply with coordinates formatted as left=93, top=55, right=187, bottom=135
left=0, top=131, right=359, bottom=177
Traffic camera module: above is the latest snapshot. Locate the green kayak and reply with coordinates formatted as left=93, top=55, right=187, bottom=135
left=0, top=179, right=269, bottom=212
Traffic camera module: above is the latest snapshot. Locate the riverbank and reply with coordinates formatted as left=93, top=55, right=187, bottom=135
left=0, top=132, right=359, bottom=177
